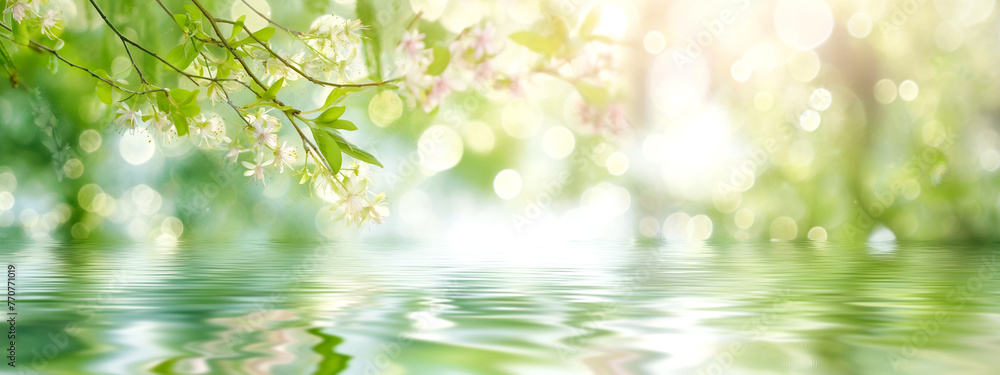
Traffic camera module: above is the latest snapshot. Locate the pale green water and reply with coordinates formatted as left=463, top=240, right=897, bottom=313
left=4, top=241, right=1000, bottom=374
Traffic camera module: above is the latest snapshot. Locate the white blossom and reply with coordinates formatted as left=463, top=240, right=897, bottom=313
left=272, top=141, right=297, bottom=173
left=114, top=103, right=144, bottom=130
left=40, top=9, right=60, bottom=39
left=223, top=137, right=248, bottom=163
left=242, top=154, right=274, bottom=184
left=247, top=112, right=280, bottom=151
left=369, top=193, right=389, bottom=224
left=5, top=1, right=33, bottom=23
left=333, top=175, right=370, bottom=227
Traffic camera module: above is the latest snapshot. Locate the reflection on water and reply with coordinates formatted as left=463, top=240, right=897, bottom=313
left=5, top=241, right=999, bottom=374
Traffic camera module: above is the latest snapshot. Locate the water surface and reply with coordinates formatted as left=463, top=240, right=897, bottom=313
left=5, top=241, right=1000, bottom=374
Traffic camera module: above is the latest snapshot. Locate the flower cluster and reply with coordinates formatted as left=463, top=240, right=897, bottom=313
left=298, top=14, right=367, bottom=83
left=318, top=162, right=390, bottom=227
left=4, top=0, right=61, bottom=39
left=234, top=109, right=298, bottom=185
left=397, top=23, right=506, bottom=112
left=111, top=103, right=301, bottom=188
left=575, top=101, right=631, bottom=135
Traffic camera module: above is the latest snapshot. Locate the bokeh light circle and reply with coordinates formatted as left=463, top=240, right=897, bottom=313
left=606, top=152, right=629, bottom=176
left=800, top=110, right=821, bottom=132
left=874, top=79, right=898, bottom=104
left=788, top=50, right=821, bottom=83
left=847, top=13, right=873, bottom=38
left=494, top=169, right=522, bottom=200
left=419, top=125, right=464, bottom=172
left=119, top=131, right=155, bottom=165
left=810, top=88, right=832, bottom=111
left=643, top=31, right=666, bottom=54
left=542, top=127, right=576, bottom=159
left=774, top=0, right=835, bottom=50
left=899, top=80, right=919, bottom=102
left=80, top=130, right=102, bottom=153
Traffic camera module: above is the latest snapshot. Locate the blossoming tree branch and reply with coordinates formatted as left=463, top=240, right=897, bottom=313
left=0, top=0, right=629, bottom=228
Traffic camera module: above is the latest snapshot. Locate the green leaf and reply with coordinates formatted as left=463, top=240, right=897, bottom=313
left=328, top=119, right=357, bottom=131
left=312, top=128, right=343, bottom=175
left=165, top=42, right=200, bottom=70
left=509, top=31, right=563, bottom=57
left=356, top=0, right=382, bottom=80
left=230, top=15, right=246, bottom=41
left=156, top=91, right=171, bottom=112
left=216, top=58, right=232, bottom=80
left=322, top=87, right=360, bottom=109
left=12, top=19, right=30, bottom=46
left=316, top=106, right=345, bottom=124
left=574, top=82, right=609, bottom=108
left=255, top=27, right=275, bottom=42
left=578, top=6, right=601, bottom=38
left=234, top=27, right=275, bottom=46
left=173, top=13, right=189, bottom=29
left=171, top=111, right=190, bottom=136
left=96, top=83, right=112, bottom=105
left=260, top=77, right=284, bottom=101
left=178, top=102, right=201, bottom=117
left=340, top=145, right=382, bottom=167
left=164, top=89, right=200, bottom=136
left=169, top=88, right=198, bottom=107
left=548, top=11, right=571, bottom=40
left=182, top=5, right=202, bottom=23
left=426, top=45, right=450, bottom=76
left=326, top=131, right=382, bottom=167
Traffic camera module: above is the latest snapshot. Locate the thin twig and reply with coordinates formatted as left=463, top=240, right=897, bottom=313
left=88, top=0, right=148, bottom=83
left=0, top=22, right=165, bottom=96
left=238, top=0, right=303, bottom=36
left=235, top=24, right=398, bottom=89
left=190, top=0, right=341, bottom=177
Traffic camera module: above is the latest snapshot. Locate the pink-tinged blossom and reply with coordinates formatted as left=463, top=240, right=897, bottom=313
left=469, top=23, right=497, bottom=60
left=399, top=29, right=426, bottom=61
left=423, top=76, right=462, bottom=112
left=506, top=71, right=527, bottom=98
left=577, top=101, right=601, bottom=131
left=606, top=105, right=632, bottom=134
left=474, top=59, right=494, bottom=85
